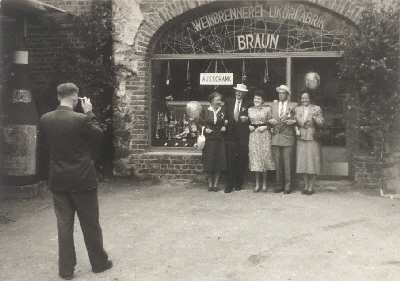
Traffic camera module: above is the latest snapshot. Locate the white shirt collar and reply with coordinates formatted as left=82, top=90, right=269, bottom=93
left=207, top=106, right=222, bottom=124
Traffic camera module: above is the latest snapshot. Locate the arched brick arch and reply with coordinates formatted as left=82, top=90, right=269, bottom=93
left=135, top=0, right=364, bottom=57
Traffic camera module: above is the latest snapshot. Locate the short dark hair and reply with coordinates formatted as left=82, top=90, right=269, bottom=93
left=208, top=92, right=221, bottom=103
left=57, top=83, right=79, bottom=98
left=300, top=89, right=312, bottom=100
left=253, top=90, right=267, bottom=102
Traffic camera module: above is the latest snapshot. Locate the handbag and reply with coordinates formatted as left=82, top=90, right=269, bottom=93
left=197, top=127, right=206, bottom=150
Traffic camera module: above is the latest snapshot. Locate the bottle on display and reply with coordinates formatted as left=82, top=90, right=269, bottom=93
left=0, top=50, right=40, bottom=186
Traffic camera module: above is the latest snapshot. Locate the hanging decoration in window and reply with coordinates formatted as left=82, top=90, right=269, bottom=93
left=241, top=59, right=247, bottom=84
left=264, top=59, right=270, bottom=83
left=184, top=60, right=191, bottom=93
left=166, top=61, right=171, bottom=85
left=154, top=2, right=355, bottom=55
left=304, top=71, right=320, bottom=90
left=214, top=60, right=218, bottom=89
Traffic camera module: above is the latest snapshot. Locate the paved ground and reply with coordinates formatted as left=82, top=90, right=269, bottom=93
left=1, top=178, right=400, bottom=281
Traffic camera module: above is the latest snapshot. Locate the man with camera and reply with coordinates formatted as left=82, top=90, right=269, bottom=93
left=40, top=83, right=112, bottom=280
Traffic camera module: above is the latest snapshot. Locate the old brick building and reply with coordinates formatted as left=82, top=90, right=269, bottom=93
left=1, top=0, right=398, bottom=190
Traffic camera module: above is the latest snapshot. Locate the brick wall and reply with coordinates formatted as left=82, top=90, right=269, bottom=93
left=354, top=155, right=385, bottom=189
left=119, top=153, right=204, bottom=181
left=40, top=0, right=92, bottom=14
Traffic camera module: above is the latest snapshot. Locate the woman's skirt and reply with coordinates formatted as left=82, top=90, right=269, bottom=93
left=296, top=139, right=322, bottom=175
left=202, top=139, right=227, bottom=172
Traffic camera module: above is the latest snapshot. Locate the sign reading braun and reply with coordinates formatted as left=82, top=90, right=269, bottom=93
left=200, top=73, right=234, bottom=85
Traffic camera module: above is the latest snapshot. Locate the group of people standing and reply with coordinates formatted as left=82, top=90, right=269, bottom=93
left=200, top=83, right=325, bottom=196
left=40, top=82, right=325, bottom=279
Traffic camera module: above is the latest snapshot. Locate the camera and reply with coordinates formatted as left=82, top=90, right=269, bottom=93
left=75, top=97, right=84, bottom=113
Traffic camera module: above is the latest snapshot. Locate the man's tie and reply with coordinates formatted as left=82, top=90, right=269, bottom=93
left=234, top=100, right=240, bottom=122
left=279, top=102, right=284, bottom=118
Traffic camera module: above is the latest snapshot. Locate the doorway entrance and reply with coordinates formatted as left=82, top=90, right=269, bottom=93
left=292, top=57, right=349, bottom=176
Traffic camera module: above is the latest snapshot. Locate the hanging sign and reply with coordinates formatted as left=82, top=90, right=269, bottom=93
left=200, top=73, right=233, bottom=85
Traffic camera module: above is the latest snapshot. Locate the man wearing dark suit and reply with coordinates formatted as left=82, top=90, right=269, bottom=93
left=224, top=83, right=253, bottom=193
left=270, top=85, right=298, bottom=194
left=40, top=83, right=112, bottom=280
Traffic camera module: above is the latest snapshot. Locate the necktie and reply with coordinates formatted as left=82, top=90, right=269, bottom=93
left=234, top=100, right=240, bottom=121
left=280, top=102, right=284, bottom=117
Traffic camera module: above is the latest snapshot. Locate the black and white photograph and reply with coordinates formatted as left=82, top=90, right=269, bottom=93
left=0, top=0, right=399, bottom=280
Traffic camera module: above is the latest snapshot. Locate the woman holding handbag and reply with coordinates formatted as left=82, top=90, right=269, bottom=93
left=248, top=90, right=275, bottom=193
left=294, top=91, right=325, bottom=195
left=201, top=92, right=227, bottom=192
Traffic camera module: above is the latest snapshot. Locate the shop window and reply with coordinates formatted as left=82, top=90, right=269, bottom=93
left=151, top=58, right=286, bottom=147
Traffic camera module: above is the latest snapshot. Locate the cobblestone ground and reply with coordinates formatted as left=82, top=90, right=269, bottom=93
left=1, top=178, right=400, bottom=281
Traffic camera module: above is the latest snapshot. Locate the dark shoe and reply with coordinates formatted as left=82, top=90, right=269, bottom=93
left=224, top=187, right=233, bottom=193
left=253, top=187, right=260, bottom=193
left=273, top=188, right=284, bottom=193
left=301, top=190, right=308, bottom=195
left=208, top=187, right=213, bottom=192
left=283, top=190, right=291, bottom=194
left=213, top=187, right=219, bottom=192
left=92, top=260, right=113, bottom=273
left=59, top=274, right=74, bottom=280
left=261, top=187, right=267, bottom=193
left=306, top=190, right=314, bottom=196
left=235, top=186, right=242, bottom=191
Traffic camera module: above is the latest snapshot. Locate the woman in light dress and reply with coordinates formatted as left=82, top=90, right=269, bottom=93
left=294, top=91, right=325, bottom=195
left=248, top=90, right=275, bottom=192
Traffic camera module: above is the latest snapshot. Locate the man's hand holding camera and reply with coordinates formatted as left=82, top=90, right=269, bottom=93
left=78, top=97, right=93, bottom=113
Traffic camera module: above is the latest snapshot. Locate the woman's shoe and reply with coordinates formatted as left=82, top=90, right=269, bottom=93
left=306, top=190, right=314, bottom=195
left=301, top=190, right=308, bottom=195
left=208, top=187, right=213, bottom=191
left=213, top=187, right=219, bottom=192
left=261, top=187, right=267, bottom=193
left=253, top=187, right=261, bottom=193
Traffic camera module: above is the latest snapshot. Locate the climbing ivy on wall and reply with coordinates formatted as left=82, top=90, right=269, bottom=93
left=338, top=3, right=399, bottom=152
left=36, top=0, right=115, bottom=178
left=338, top=3, right=399, bottom=190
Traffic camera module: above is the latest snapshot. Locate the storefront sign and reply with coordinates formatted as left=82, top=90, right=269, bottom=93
left=155, top=1, right=357, bottom=55
left=200, top=73, right=233, bottom=85
left=191, top=5, right=328, bottom=31
left=237, top=33, right=279, bottom=50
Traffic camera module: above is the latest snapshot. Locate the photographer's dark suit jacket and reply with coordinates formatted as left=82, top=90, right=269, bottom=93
left=41, top=106, right=103, bottom=192
left=41, top=106, right=108, bottom=276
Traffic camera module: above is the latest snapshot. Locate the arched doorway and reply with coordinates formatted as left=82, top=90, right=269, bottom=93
left=149, top=1, right=358, bottom=176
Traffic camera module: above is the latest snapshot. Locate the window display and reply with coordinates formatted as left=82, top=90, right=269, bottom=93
left=151, top=59, right=286, bottom=147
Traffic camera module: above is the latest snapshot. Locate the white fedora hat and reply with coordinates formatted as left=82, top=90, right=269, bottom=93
left=233, top=83, right=248, bottom=92
left=276, top=85, right=291, bottom=95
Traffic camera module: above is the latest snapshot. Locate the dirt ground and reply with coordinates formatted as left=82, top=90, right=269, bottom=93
left=1, top=178, right=400, bottom=281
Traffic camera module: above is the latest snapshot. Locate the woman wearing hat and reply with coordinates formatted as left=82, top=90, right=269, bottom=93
left=293, top=90, right=325, bottom=195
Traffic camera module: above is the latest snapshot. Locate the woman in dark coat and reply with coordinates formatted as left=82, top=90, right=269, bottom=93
left=294, top=91, right=325, bottom=195
left=201, top=92, right=227, bottom=191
